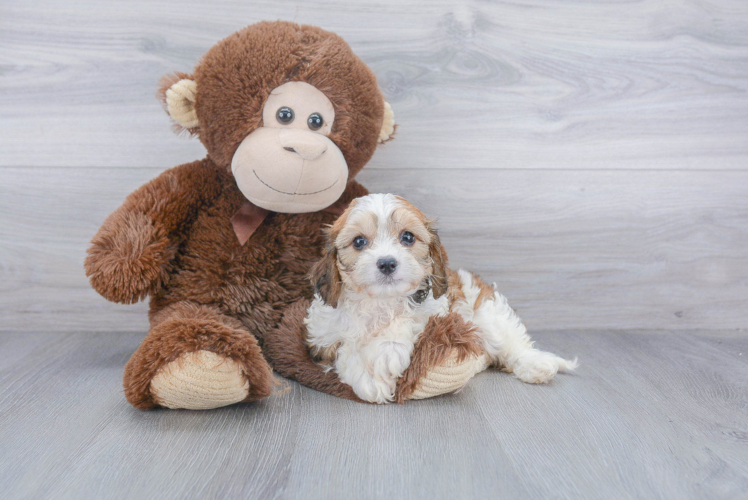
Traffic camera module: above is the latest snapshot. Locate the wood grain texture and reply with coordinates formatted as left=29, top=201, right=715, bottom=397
left=1, top=167, right=746, bottom=332
left=0, top=330, right=746, bottom=499
left=1, top=0, right=747, bottom=169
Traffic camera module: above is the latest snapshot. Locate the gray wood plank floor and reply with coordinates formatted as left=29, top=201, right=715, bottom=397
left=1, top=330, right=746, bottom=500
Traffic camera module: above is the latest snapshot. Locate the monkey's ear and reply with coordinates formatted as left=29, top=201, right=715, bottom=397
left=378, top=101, right=396, bottom=143
left=427, top=224, right=449, bottom=299
left=158, top=73, right=199, bottom=132
left=309, top=244, right=343, bottom=307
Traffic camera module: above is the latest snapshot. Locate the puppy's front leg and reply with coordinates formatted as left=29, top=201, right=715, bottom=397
left=367, top=339, right=413, bottom=403
left=336, top=339, right=413, bottom=404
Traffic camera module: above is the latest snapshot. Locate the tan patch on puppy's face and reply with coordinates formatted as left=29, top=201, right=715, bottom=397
left=325, top=194, right=444, bottom=298
left=336, top=211, right=377, bottom=257
left=389, top=205, right=431, bottom=258
left=392, top=197, right=449, bottom=298
left=333, top=207, right=380, bottom=295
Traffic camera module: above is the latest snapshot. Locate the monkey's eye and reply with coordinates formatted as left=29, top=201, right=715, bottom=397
left=307, top=113, right=324, bottom=131
left=352, top=235, right=368, bottom=250
left=400, top=231, right=415, bottom=246
left=276, top=107, right=294, bottom=124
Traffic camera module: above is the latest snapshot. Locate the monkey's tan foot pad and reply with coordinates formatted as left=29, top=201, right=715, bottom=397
left=409, top=352, right=490, bottom=400
left=150, top=350, right=249, bottom=410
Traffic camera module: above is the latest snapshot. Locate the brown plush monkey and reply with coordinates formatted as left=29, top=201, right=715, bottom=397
left=85, top=21, right=487, bottom=410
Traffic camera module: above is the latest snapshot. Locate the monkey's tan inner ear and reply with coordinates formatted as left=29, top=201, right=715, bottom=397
left=379, top=101, right=395, bottom=143
left=166, top=79, right=199, bottom=129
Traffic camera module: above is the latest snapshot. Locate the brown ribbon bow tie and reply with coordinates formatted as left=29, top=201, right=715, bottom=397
left=230, top=200, right=349, bottom=246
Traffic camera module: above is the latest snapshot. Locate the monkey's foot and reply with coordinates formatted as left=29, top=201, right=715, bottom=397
left=123, top=301, right=273, bottom=410
left=150, top=350, right=250, bottom=410
left=394, top=312, right=489, bottom=403
left=408, top=351, right=490, bottom=400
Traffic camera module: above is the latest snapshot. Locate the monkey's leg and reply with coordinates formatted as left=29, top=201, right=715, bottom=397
left=262, top=299, right=364, bottom=402
left=123, top=301, right=273, bottom=410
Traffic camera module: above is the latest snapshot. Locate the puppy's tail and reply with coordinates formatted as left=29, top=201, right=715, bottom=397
left=557, top=356, right=579, bottom=372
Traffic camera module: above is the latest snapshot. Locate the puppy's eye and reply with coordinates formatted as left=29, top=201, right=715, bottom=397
left=276, top=107, right=294, bottom=124
left=400, top=231, right=415, bottom=246
left=352, top=235, right=368, bottom=250
left=307, top=113, right=324, bottom=131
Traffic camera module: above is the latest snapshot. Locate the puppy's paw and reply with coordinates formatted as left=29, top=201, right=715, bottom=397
left=351, top=374, right=395, bottom=404
left=512, top=351, right=577, bottom=384
left=350, top=342, right=412, bottom=404
left=372, top=341, right=412, bottom=380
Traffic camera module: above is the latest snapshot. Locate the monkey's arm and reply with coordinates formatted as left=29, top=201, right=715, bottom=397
left=85, top=160, right=221, bottom=304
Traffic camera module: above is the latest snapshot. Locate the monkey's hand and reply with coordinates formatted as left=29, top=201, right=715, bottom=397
left=85, top=209, right=177, bottom=304
left=85, top=160, right=219, bottom=304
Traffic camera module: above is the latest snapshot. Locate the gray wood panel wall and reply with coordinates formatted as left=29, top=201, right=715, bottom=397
left=1, top=0, right=747, bottom=332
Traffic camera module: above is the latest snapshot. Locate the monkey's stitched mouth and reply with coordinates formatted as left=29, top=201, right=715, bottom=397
left=252, top=170, right=338, bottom=196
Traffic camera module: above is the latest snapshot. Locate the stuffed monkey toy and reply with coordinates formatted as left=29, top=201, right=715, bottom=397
left=85, top=21, right=488, bottom=410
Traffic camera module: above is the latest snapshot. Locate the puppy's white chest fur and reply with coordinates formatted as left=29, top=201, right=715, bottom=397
left=305, top=291, right=449, bottom=404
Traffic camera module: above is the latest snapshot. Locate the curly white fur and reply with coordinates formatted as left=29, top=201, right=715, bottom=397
left=306, top=290, right=449, bottom=404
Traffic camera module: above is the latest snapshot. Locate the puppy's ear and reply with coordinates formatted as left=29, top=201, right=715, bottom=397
left=310, top=200, right=357, bottom=306
left=427, top=224, right=449, bottom=299
left=309, top=242, right=343, bottom=307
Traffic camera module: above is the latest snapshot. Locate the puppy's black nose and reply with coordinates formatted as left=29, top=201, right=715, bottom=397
left=377, top=257, right=398, bottom=276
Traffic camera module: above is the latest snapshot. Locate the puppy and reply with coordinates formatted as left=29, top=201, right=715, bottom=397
left=305, top=193, right=577, bottom=403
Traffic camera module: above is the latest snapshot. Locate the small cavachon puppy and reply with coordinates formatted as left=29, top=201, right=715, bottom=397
left=305, top=193, right=577, bottom=403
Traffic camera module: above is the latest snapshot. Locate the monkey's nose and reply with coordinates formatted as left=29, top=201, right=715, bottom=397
left=376, top=257, right=398, bottom=276
left=278, top=129, right=328, bottom=161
